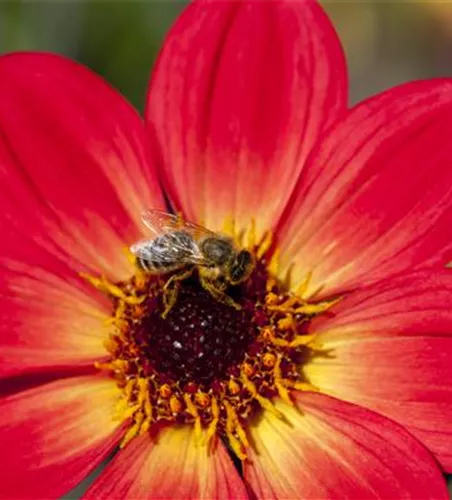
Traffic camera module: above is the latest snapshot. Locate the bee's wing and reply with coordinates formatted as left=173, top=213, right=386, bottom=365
left=141, top=209, right=216, bottom=240
left=130, top=234, right=209, bottom=267
left=130, top=239, right=174, bottom=263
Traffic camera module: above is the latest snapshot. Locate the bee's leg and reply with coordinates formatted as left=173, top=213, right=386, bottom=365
left=162, top=267, right=194, bottom=318
left=199, top=276, right=242, bottom=311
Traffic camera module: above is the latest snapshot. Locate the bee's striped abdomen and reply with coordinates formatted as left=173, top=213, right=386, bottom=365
left=137, top=257, right=165, bottom=273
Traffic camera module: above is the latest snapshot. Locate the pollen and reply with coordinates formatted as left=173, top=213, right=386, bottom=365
left=84, top=227, right=339, bottom=460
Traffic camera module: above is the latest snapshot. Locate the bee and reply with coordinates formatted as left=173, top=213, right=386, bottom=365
left=130, top=209, right=255, bottom=317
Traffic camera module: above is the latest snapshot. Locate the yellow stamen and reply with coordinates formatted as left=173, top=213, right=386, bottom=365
left=159, top=384, right=172, bottom=399
left=125, top=378, right=135, bottom=400
left=242, top=362, right=255, bottom=378
left=247, top=218, right=257, bottom=248
left=120, top=411, right=144, bottom=448
left=137, top=378, right=149, bottom=406
left=170, top=395, right=183, bottom=414
left=240, top=372, right=283, bottom=419
left=183, top=394, right=202, bottom=444
left=222, top=215, right=236, bottom=238
left=205, top=395, right=220, bottom=447
left=292, top=296, right=341, bottom=316
left=257, top=230, right=273, bottom=259
left=265, top=292, right=279, bottom=306
left=224, top=400, right=249, bottom=448
left=223, top=400, right=248, bottom=460
left=277, top=315, right=295, bottom=332
left=288, top=334, right=316, bottom=348
left=228, top=379, right=241, bottom=395
left=227, top=432, right=247, bottom=461
left=195, top=391, right=210, bottom=408
left=80, top=272, right=144, bottom=305
left=268, top=249, right=280, bottom=279
left=262, top=353, right=276, bottom=369
left=266, top=296, right=298, bottom=313
left=273, top=355, right=294, bottom=406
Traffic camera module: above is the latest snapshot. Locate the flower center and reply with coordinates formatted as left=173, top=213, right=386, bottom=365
left=139, top=279, right=259, bottom=387
left=84, top=229, right=338, bottom=460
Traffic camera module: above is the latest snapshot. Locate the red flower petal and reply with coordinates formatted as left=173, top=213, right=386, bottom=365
left=0, top=52, right=165, bottom=283
left=305, top=270, right=452, bottom=471
left=277, top=80, right=452, bottom=298
left=0, top=375, right=123, bottom=499
left=146, top=0, right=347, bottom=236
left=83, top=426, right=247, bottom=500
left=245, top=392, right=448, bottom=499
left=0, top=259, right=111, bottom=378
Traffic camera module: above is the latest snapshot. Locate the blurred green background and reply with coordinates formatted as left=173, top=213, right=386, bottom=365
left=1, top=0, right=451, bottom=497
left=2, top=1, right=452, bottom=111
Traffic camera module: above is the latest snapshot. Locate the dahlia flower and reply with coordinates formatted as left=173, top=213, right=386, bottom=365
left=1, top=0, right=452, bottom=498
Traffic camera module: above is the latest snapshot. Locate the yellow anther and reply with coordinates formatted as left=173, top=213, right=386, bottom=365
left=222, top=215, right=236, bottom=238
left=94, top=360, right=113, bottom=371
left=120, top=411, right=144, bottom=448
left=292, top=298, right=339, bottom=316
left=268, top=249, right=280, bottom=279
left=273, top=354, right=283, bottom=380
left=112, top=359, right=129, bottom=372
left=240, top=372, right=283, bottom=419
left=121, top=294, right=145, bottom=306
left=114, top=400, right=141, bottom=422
left=125, top=378, right=135, bottom=400
left=275, top=383, right=294, bottom=406
left=103, top=335, right=119, bottom=354
left=80, top=272, right=144, bottom=305
left=242, top=362, right=255, bottom=378
left=261, top=326, right=274, bottom=339
left=143, top=391, right=153, bottom=418
left=195, top=391, right=210, bottom=408
left=79, top=272, right=107, bottom=292
left=271, top=355, right=293, bottom=405
left=183, top=394, right=202, bottom=444
left=205, top=396, right=220, bottom=447
left=183, top=393, right=198, bottom=416
left=159, top=384, right=172, bottom=399
left=235, top=420, right=250, bottom=449
left=263, top=332, right=290, bottom=348
left=257, top=230, right=273, bottom=259
left=227, top=433, right=247, bottom=461
left=288, top=334, right=316, bottom=347
left=224, top=400, right=249, bottom=449
left=265, top=292, right=279, bottom=306
left=122, top=245, right=137, bottom=267
left=139, top=418, right=152, bottom=435
left=267, top=296, right=298, bottom=313
left=228, top=379, right=241, bottom=395
left=223, top=400, right=249, bottom=460
left=104, top=300, right=126, bottom=327
left=137, top=378, right=149, bottom=406
left=247, top=218, right=257, bottom=249
left=277, top=315, right=295, bottom=331
left=170, top=395, right=183, bottom=414
left=262, top=353, right=276, bottom=369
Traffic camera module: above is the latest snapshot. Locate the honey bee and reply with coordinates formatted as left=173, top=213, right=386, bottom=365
left=131, top=209, right=255, bottom=316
